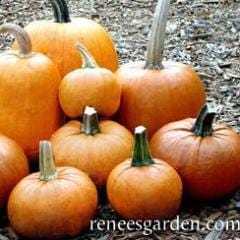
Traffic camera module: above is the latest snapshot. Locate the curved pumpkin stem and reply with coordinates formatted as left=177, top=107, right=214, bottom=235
left=144, top=0, right=170, bottom=69
left=0, top=23, right=32, bottom=57
left=191, top=103, right=218, bottom=137
left=50, top=0, right=71, bottom=23
left=132, top=126, right=155, bottom=167
left=81, top=106, right=101, bottom=135
left=75, top=43, right=99, bottom=69
left=39, top=141, right=58, bottom=181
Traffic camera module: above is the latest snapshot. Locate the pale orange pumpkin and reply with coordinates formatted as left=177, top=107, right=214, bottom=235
left=0, top=24, right=62, bottom=159
left=116, top=0, right=205, bottom=137
left=17, top=0, right=118, bottom=77
left=107, top=126, right=182, bottom=220
left=59, top=43, right=121, bottom=118
left=50, top=107, right=133, bottom=188
left=8, top=141, right=97, bottom=239
left=0, top=135, right=29, bottom=210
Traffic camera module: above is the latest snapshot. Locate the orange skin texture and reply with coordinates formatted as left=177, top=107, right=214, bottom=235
left=150, top=119, right=240, bottom=200
left=59, top=68, right=121, bottom=118
left=8, top=167, right=98, bottom=239
left=107, top=159, right=182, bottom=220
left=0, top=135, right=29, bottom=210
left=17, top=19, right=119, bottom=78
left=0, top=51, right=62, bottom=159
left=50, top=120, right=133, bottom=188
left=116, top=61, right=206, bottom=137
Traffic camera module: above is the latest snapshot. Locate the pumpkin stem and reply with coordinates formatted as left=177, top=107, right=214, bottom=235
left=131, top=126, right=155, bottom=167
left=144, top=0, right=170, bottom=70
left=75, top=43, right=99, bottom=69
left=50, top=0, right=71, bottom=23
left=191, top=103, right=218, bottom=137
left=0, top=23, right=32, bottom=57
left=81, top=106, right=101, bottom=135
left=39, top=141, right=58, bottom=181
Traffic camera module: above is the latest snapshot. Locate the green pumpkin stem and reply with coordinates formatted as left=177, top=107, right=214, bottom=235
left=39, top=141, right=58, bottom=181
left=131, top=126, right=155, bottom=167
left=75, top=43, right=99, bottom=68
left=191, top=104, right=217, bottom=137
left=0, top=23, right=32, bottom=57
left=81, top=106, right=101, bottom=135
left=144, top=0, right=170, bottom=70
left=50, top=0, right=71, bottom=23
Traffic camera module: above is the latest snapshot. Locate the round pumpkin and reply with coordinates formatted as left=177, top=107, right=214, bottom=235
left=116, top=0, right=205, bottom=137
left=107, top=126, right=182, bottom=220
left=17, top=0, right=118, bottom=77
left=0, top=135, right=29, bottom=210
left=59, top=43, right=121, bottom=118
left=0, top=23, right=62, bottom=159
left=8, top=141, right=97, bottom=239
left=150, top=104, right=240, bottom=200
left=50, top=106, right=133, bottom=188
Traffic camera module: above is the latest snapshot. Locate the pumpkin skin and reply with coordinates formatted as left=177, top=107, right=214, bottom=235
left=18, top=0, right=118, bottom=77
left=0, top=135, right=29, bottom=210
left=150, top=104, right=240, bottom=200
left=59, top=43, right=121, bottom=118
left=116, top=0, right=205, bottom=137
left=117, top=61, right=205, bottom=137
left=0, top=24, right=62, bottom=159
left=50, top=107, right=133, bottom=188
left=8, top=141, right=98, bottom=239
left=107, top=126, right=182, bottom=220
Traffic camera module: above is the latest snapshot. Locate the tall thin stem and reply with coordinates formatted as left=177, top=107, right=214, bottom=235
left=144, top=0, right=170, bottom=69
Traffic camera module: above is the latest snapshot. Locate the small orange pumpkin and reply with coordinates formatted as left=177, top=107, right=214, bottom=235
left=0, top=135, right=29, bottom=210
left=18, top=0, right=118, bottom=77
left=116, top=0, right=205, bottom=137
left=59, top=43, right=121, bottom=118
left=50, top=107, right=133, bottom=188
left=150, top=104, right=240, bottom=200
left=0, top=24, right=62, bottom=159
left=107, top=126, right=182, bottom=220
left=8, top=141, right=97, bottom=239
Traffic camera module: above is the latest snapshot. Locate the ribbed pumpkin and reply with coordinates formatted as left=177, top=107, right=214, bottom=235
left=150, top=104, right=240, bottom=200
left=107, top=126, right=182, bottom=220
left=17, top=0, right=118, bottom=77
left=50, top=107, right=133, bottom=188
left=0, top=135, right=29, bottom=210
left=0, top=24, right=62, bottom=159
left=59, top=43, right=121, bottom=118
left=8, top=141, right=97, bottom=239
left=116, top=0, right=205, bottom=137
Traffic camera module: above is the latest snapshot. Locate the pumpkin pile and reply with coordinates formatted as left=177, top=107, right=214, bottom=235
left=0, top=0, right=239, bottom=238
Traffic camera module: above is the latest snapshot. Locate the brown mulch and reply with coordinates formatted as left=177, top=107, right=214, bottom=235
left=0, top=0, right=240, bottom=239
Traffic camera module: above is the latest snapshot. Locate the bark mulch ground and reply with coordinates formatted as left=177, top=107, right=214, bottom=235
left=0, top=0, right=239, bottom=239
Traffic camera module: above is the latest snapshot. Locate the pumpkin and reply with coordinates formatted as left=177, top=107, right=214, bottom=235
left=50, top=106, right=133, bottom=188
left=107, top=126, right=182, bottom=220
left=59, top=43, right=121, bottom=118
left=0, top=135, right=29, bottom=210
left=0, top=23, right=62, bottom=159
left=8, top=141, right=97, bottom=239
left=150, top=104, right=240, bottom=200
left=116, top=0, right=205, bottom=137
left=16, top=0, right=118, bottom=77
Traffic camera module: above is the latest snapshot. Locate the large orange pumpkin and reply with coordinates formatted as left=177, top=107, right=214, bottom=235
left=0, top=24, right=62, bottom=159
left=8, top=141, right=98, bottom=239
left=107, top=126, right=182, bottom=220
left=59, top=43, right=121, bottom=118
left=17, top=0, right=118, bottom=77
left=0, top=135, right=29, bottom=210
left=50, top=107, right=133, bottom=188
left=150, top=104, right=240, bottom=200
left=116, top=0, right=205, bottom=137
